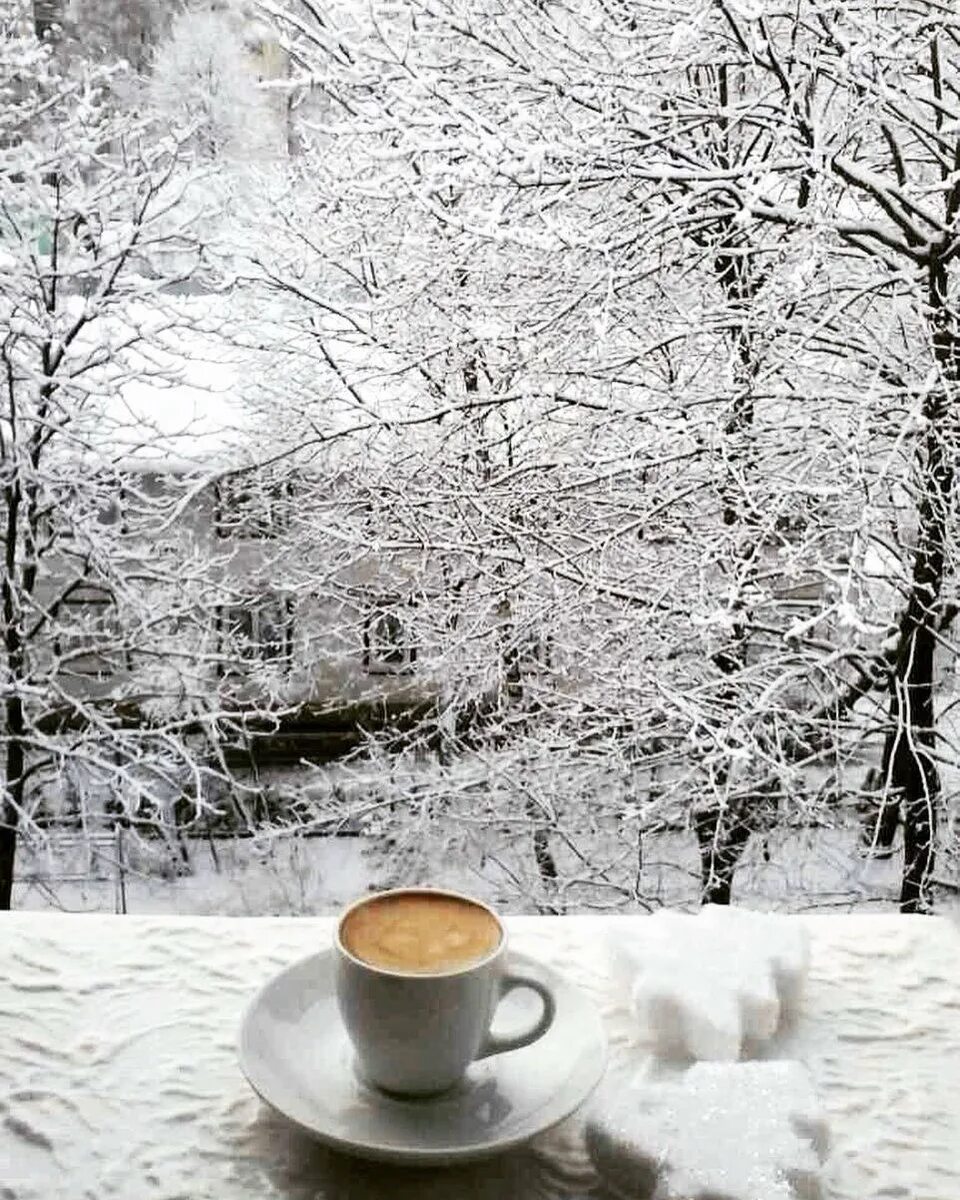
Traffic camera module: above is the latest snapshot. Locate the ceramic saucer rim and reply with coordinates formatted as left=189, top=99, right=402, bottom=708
left=237, top=947, right=608, bottom=1165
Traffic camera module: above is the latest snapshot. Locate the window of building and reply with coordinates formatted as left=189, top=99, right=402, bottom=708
left=52, top=582, right=122, bottom=678
left=362, top=595, right=417, bottom=674
left=213, top=471, right=299, bottom=540
left=217, top=593, right=295, bottom=667
left=501, top=628, right=553, bottom=698
left=522, top=630, right=554, bottom=670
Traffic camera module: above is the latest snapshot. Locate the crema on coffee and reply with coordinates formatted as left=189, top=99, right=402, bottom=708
left=340, top=891, right=501, bottom=974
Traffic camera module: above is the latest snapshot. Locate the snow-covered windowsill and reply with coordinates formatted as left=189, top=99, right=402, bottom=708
left=2, top=912, right=958, bottom=1198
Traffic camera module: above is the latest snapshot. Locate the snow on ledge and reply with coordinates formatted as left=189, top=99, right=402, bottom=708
left=611, top=905, right=810, bottom=1061
left=0, top=912, right=958, bottom=1200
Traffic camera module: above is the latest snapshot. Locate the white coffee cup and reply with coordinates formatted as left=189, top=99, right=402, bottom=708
left=335, top=887, right=556, bottom=1097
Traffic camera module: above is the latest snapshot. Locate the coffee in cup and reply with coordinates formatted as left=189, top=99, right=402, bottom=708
left=340, top=889, right=501, bottom=974
left=335, top=887, right=556, bottom=1097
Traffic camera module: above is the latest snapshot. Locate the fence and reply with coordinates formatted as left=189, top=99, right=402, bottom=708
left=17, top=826, right=128, bottom=913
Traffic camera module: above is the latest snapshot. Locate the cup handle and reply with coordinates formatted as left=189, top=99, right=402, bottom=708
left=476, top=972, right=556, bottom=1059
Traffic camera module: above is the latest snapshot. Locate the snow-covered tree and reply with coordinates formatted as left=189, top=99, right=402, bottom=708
left=150, top=2, right=284, bottom=164
left=238, top=0, right=960, bottom=913
left=603, top=0, right=960, bottom=913
left=0, top=0, right=230, bottom=908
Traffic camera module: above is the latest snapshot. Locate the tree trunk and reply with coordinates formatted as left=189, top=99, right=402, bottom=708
left=882, top=607, right=940, bottom=913
left=879, top=258, right=955, bottom=914
left=689, top=64, right=769, bottom=902
left=0, top=730, right=24, bottom=910
left=532, top=826, right=558, bottom=884
left=2, top=468, right=26, bottom=910
left=881, top=559, right=942, bottom=913
left=0, top=815, right=16, bottom=910
left=695, top=800, right=752, bottom=905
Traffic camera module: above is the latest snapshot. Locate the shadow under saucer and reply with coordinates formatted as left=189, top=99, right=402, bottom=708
left=232, top=1103, right=607, bottom=1200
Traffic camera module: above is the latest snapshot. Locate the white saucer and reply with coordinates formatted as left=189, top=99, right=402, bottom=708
left=238, top=948, right=607, bottom=1166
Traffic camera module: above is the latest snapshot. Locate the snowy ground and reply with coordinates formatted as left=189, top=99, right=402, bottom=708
left=13, top=680, right=960, bottom=917
left=13, top=823, right=956, bottom=917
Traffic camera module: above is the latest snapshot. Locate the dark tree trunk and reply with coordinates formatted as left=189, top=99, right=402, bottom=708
left=0, top=815, right=16, bottom=910
left=2, top=467, right=26, bottom=911
left=695, top=801, right=752, bottom=905
left=532, top=827, right=558, bottom=884
left=876, top=794, right=900, bottom=850
left=882, top=608, right=940, bottom=913
left=1, top=362, right=49, bottom=912
left=861, top=792, right=900, bottom=856
left=882, top=552, right=943, bottom=913
left=0, top=723, right=24, bottom=910
left=878, top=257, right=955, bottom=914
left=859, top=766, right=902, bottom=858
left=687, top=63, right=774, bottom=902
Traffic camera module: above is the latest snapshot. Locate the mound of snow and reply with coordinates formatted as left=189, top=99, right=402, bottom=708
left=586, top=1060, right=829, bottom=1200
left=612, top=905, right=809, bottom=1060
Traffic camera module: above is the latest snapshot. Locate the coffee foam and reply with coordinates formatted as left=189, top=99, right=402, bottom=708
left=341, top=892, right=501, bottom=974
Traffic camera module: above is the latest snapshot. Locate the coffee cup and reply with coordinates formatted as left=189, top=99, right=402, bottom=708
left=334, top=887, right=556, bottom=1097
